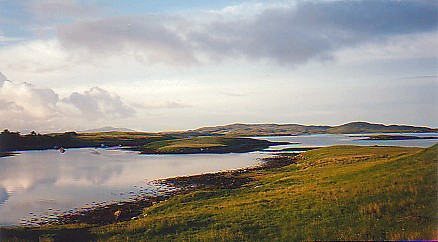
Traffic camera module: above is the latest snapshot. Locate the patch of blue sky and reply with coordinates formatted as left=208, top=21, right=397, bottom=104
left=98, top=0, right=286, bottom=15
left=0, top=1, right=33, bottom=39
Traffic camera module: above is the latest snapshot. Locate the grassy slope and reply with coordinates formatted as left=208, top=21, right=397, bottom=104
left=0, top=132, right=273, bottom=154
left=93, top=145, right=437, bottom=241
left=137, top=136, right=272, bottom=154
left=0, top=131, right=169, bottom=152
left=188, top=122, right=437, bottom=136
left=3, top=145, right=436, bottom=241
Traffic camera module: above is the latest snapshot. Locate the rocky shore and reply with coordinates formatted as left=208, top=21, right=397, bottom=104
left=21, top=153, right=299, bottom=227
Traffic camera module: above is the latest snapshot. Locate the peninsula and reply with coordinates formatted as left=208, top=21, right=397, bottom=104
left=1, top=121, right=436, bottom=154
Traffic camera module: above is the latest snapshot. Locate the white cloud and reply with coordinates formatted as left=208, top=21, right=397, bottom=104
left=0, top=1, right=436, bottom=131
left=0, top=73, right=139, bottom=131
left=63, top=87, right=136, bottom=120
left=0, top=79, right=59, bottom=118
left=0, top=40, right=70, bottom=73
left=0, top=35, right=23, bottom=44
left=132, top=101, right=192, bottom=109
left=55, top=0, right=437, bottom=66
left=335, top=32, right=438, bottom=63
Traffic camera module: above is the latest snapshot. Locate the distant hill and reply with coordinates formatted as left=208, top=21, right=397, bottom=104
left=186, top=123, right=329, bottom=136
left=326, top=122, right=436, bottom=134
left=81, top=126, right=137, bottom=133
left=187, top=122, right=437, bottom=136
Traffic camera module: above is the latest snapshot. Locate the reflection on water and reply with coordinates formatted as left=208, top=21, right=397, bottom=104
left=1, top=133, right=436, bottom=226
left=255, top=133, right=438, bottom=149
left=0, top=148, right=262, bottom=226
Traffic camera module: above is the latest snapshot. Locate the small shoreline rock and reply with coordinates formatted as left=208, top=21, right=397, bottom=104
left=19, top=153, right=300, bottom=227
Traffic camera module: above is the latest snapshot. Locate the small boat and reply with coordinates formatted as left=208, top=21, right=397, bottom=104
left=59, top=147, right=65, bottom=154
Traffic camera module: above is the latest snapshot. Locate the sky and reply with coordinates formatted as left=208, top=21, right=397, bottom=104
left=0, top=0, right=437, bottom=133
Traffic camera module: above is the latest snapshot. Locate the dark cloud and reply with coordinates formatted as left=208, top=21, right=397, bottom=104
left=191, top=0, right=437, bottom=64
left=64, top=87, right=136, bottom=120
left=0, top=187, right=9, bottom=205
left=57, top=0, right=437, bottom=66
left=58, top=15, right=196, bottom=64
left=0, top=71, right=6, bottom=84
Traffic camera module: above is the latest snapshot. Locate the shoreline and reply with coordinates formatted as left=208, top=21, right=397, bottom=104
left=0, top=152, right=17, bottom=158
left=2, top=145, right=435, bottom=241
left=0, top=140, right=290, bottom=156
left=14, top=153, right=299, bottom=227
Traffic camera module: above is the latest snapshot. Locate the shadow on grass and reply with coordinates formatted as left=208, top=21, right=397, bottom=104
left=0, top=227, right=96, bottom=242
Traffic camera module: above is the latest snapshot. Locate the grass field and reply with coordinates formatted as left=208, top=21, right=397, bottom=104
left=2, top=144, right=437, bottom=241
left=137, top=136, right=273, bottom=154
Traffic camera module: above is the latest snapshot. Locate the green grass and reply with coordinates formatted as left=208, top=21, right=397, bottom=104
left=2, top=144, right=437, bottom=241
left=138, top=136, right=272, bottom=154
left=93, top=144, right=437, bottom=241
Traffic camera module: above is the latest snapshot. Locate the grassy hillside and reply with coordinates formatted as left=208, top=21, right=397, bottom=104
left=2, top=144, right=436, bottom=241
left=135, top=136, right=276, bottom=154
left=0, top=130, right=168, bottom=152
left=187, top=121, right=437, bottom=136
left=326, top=121, right=437, bottom=134
left=0, top=131, right=278, bottom=154
left=185, top=123, right=329, bottom=136
left=2, top=121, right=436, bottom=152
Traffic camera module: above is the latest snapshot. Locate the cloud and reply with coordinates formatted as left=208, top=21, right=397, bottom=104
left=0, top=40, right=71, bottom=73
left=0, top=79, right=59, bottom=118
left=0, top=71, right=6, bottom=83
left=221, top=91, right=250, bottom=97
left=0, top=35, right=23, bottom=44
left=28, top=0, right=98, bottom=19
left=0, top=73, right=137, bottom=130
left=132, top=101, right=192, bottom=109
left=64, top=87, right=136, bottom=120
left=57, top=15, right=197, bottom=64
left=190, top=0, right=437, bottom=65
left=56, top=0, right=437, bottom=66
left=334, top=32, right=438, bottom=63
left=0, top=187, right=9, bottom=205
left=0, top=73, right=63, bottom=132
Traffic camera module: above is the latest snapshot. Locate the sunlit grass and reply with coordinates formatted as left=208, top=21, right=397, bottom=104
left=89, top=144, right=437, bottom=241
left=139, top=136, right=270, bottom=153
left=3, top=144, right=436, bottom=241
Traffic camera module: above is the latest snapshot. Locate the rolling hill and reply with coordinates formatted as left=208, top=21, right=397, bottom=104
left=81, top=126, right=137, bottom=133
left=186, top=121, right=437, bottom=136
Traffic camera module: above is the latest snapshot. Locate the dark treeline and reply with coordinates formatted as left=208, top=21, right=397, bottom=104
left=0, top=129, right=283, bottom=154
left=0, top=129, right=166, bottom=152
left=0, top=129, right=89, bottom=151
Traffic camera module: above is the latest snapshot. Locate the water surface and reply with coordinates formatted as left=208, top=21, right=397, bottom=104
left=1, top=133, right=436, bottom=226
left=256, top=133, right=437, bottom=151
left=0, top=148, right=262, bottom=226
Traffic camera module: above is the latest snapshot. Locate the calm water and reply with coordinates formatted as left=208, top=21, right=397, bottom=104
left=255, top=133, right=438, bottom=151
left=0, top=148, right=262, bottom=226
left=0, top=133, right=436, bottom=226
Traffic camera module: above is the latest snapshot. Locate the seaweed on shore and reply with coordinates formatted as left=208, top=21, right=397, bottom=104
left=18, top=153, right=300, bottom=227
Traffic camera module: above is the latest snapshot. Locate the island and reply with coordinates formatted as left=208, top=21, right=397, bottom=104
left=0, top=129, right=287, bottom=155
left=1, top=121, right=436, bottom=154
left=1, top=122, right=437, bottom=240
left=1, top=144, right=436, bottom=241
left=359, top=134, right=438, bottom=140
